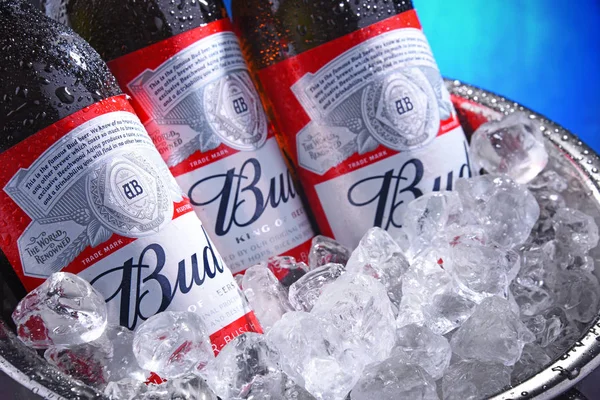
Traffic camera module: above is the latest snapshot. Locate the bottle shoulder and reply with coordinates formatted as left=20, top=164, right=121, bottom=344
left=67, top=0, right=228, bottom=62
left=0, top=1, right=121, bottom=152
left=232, top=0, right=414, bottom=69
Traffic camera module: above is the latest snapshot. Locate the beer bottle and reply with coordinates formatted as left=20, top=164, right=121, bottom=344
left=65, top=0, right=316, bottom=274
left=0, top=0, right=260, bottom=351
left=233, top=0, right=473, bottom=248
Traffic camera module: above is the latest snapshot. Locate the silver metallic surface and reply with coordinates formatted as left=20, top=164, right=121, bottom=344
left=0, top=79, right=599, bottom=399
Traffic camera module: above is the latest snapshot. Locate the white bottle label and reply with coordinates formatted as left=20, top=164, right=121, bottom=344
left=0, top=97, right=260, bottom=348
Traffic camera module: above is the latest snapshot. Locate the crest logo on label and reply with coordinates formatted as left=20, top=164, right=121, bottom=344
left=87, top=154, right=173, bottom=238
left=204, top=72, right=268, bottom=152
left=125, top=33, right=268, bottom=167
left=363, top=68, right=440, bottom=151
left=290, top=29, right=453, bottom=175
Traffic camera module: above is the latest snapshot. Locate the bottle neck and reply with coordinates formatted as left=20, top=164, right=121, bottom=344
left=68, top=0, right=228, bottom=62
left=232, top=0, right=414, bottom=70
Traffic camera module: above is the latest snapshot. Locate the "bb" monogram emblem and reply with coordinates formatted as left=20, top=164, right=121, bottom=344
left=122, top=180, right=144, bottom=200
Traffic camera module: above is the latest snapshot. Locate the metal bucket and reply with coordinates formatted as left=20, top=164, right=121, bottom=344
left=1, top=80, right=598, bottom=399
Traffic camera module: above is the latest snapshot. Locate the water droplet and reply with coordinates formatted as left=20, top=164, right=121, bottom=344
left=154, top=17, right=164, bottom=31
left=551, top=366, right=580, bottom=380
left=55, top=87, right=75, bottom=104
left=296, top=25, right=308, bottom=36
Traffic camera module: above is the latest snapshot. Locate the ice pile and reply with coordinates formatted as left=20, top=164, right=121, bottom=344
left=208, top=112, right=599, bottom=399
left=10, top=112, right=600, bottom=400
left=11, top=272, right=219, bottom=398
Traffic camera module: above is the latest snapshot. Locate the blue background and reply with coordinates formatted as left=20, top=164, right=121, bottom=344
left=225, top=0, right=600, bottom=152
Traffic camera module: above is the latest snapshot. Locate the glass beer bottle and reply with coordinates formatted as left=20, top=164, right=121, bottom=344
left=0, top=0, right=260, bottom=351
left=233, top=0, right=473, bottom=248
left=66, top=0, right=316, bottom=274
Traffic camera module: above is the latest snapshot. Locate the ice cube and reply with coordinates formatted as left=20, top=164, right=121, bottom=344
left=45, top=324, right=149, bottom=387
left=395, top=325, right=451, bottom=380
left=395, top=292, right=426, bottom=329
left=510, top=281, right=555, bottom=317
left=243, top=373, right=314, bottom=400
left=450, top=297, right=534, bottom=366
left=404, top=247, right=453, bottom=299
left=281, top=376, right=317, bottom=400
left=267, top=256, right=309, bottom=288
left=506, top=286, right=522, bottom=316
left=516, top=242, right=559, bottom=289
left=393, top=230, right=412, bottom=257
left=553, top=208, right=600, bottom=261
left=422, top=291, right=476, bottom=335
left=311, top=273, right=396, bottom=364
left=345, top=228, right=410, bottom=305
left=449, top=237, right=520, bottom=303
left=267, top=312, right=364, bottom=400
left=140, top=383, right=169, bottom=400
left=396, top=247, right=453, bottom=329
left=104, top=378, right=147, bottom=400
left=535, top=190, right=567, bottom=217
left=104, top=325, right=149, bottom=382
left=442, top=360, right=511, bottom=400
left=309, top=236, right=351, bottom=269
left=133, top=311, right=213, bottom=378
left=528, top=169, right=569, bottom=193
left=511, top=343, right=552, bottom=384
left=455, top=174, right=540, bottom=248
left=242, top=264, right=294, bottom=332
left=522, top=307, right=567, bottom=348
left=566, top=254, right=595, bottom=273
left=166, top=374, right=218, bottom=400
left=288, top=263, right=345, bottom=312
left=554, top=270, right=600, bottom=323
left=470, top=112, right=548, bottom=184
left=403, top=191, right=462, bottom=253
left=350, top=356, right=439, bottom=400
left=268, top=256, right=297, bottom=270
left=45, top=334, right=112, bottom=387
left=544, top=323, right=582, bottom=360
left=202, top=332, right=282, bottom=400
left=12, top=272, right=107, bottom=349
left=529, top=190, right=567, bottom=244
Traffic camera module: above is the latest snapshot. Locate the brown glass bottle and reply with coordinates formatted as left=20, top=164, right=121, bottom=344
left=0, top=0, right=121, bottom=321
left=0, top=1, right=262, bottom=341
left=232, top=0, right=472, bottom=248
left=65, top=0, right=316, bottom=272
